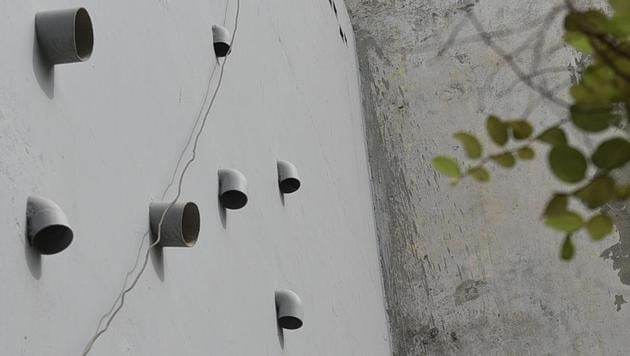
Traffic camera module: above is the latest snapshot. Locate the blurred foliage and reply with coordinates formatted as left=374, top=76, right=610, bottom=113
left=432, top=1, right=630, bottom=260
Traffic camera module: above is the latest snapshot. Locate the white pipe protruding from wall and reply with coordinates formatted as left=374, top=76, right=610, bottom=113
left=212, top=25, right=231, bottom=57
left=277, top=160, right=301, bottom=194
left=218, top=169, right=248, bottom=210
left=275, top=289, right=304, bottom=330
left=26, top=196, right=74, bottom=255
left=149, top=202, right=200, bottom=247
left=35, top=8, right=94, bottom=65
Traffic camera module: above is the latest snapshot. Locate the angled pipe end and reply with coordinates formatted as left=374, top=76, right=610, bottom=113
left=149, top=202, right=200, bottom=247
left=275, top=289, right=304, bottom=330
left=218, top=169, right=248, bottom=210
left=277, top=160, right=301, bottom=194
left=26, top=196, right=73, bottom=255
left=212, top=25, right=231, bottom=57
left=35, top=7, right=94, bottom=65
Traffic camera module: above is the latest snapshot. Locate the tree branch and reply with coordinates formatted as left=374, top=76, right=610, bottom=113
left=462, top=118, right=571, bottom=179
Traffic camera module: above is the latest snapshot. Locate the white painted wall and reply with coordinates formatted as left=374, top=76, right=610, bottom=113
left=0, top=1, right=391, bottom=355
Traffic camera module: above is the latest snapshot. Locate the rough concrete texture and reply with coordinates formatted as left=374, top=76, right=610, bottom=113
left=346, top=0, right=630, bottom=355
left=0, top=1, right=390, bottom=355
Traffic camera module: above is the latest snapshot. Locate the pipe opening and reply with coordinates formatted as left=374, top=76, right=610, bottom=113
left=74, top=8, right=93, bottom=60
left=214, top=42, right=230, bottom=57
left=181, top=202, right=200, bottom=246
left=220, top=190, right=248, bottom=210
left=278, top=316, right=303, bottom=330
left=31, top=225, right=73, bottom=255
left=280, top=178, right=301, bottom=194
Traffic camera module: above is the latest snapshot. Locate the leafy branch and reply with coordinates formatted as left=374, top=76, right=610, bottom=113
left=433, top=0, right=630, bottom=260
left=434, top=116, right=568, bottom=184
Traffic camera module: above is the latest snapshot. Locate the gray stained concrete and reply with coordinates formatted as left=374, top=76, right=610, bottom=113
left=346, top=0, right=630, bottom=355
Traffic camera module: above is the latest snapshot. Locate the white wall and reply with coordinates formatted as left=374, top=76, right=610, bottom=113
left=0, top=1, right=391, bottom=355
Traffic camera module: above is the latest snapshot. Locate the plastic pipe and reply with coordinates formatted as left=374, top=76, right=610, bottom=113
left=218, top=169, right=248, bottom=210
left=277, top=160, right=301, bottom=194
left=35, top=8, right=94, bottom=65
left=275, top=289, right=304, bottom=330
left=212, top=25, right=231, bottom=57
left=149, top=202, right=200, bottom=247
left=26, top=196, right=74, bottom=255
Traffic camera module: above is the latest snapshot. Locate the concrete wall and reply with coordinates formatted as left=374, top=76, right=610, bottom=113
left=346, top=0, right=630, bottom=355
left=0, top=1, right=391, bottom=355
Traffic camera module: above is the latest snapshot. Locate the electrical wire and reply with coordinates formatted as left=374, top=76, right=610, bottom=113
left=88, top=56, right=219, bottom=351
left=161, top=62, right=219, bottom=201
left=87, top=6, right=226, bottom=342
left=81, top=1, right=241, bottom=354
left=90, top=230, right=149, bottom=338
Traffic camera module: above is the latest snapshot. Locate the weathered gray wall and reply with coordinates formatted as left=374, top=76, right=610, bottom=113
left=346, top=0, right=630, bottom=355
left=0, top=0, right=391, bottom=355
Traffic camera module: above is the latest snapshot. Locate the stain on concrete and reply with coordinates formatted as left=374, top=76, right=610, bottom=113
left=539, top=300, right=554, bottom=318
left=454, top=279, right=487, bottom=305
left=614, top=295, right=626, bottom=311
left=450, top=331, right=458, bottom=342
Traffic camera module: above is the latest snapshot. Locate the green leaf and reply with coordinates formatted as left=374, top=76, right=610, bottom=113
left=491, top=152, right=516, bottom=168
left=570, top=64, right=625, bottom=105
left=609, top=0, right=630, bottom=35
left=432, top=156, right=462, bottom=178
left=543, top=194, right=569, bottom=217
left=615, top=184, right=630, bottom=200
left=548, top=146, right=587, bottom=183
left=591, top=38, right=630, bottom=78
left=454, top=132, right=483, bottom=159
left=611, top=0, right=630, bottom=33
left=570, top=104, right=617, bottom=132
left=574, top=175, right=615, bottom=209
left=611, top=0, right=630, bottom=15
left=486, top=115, right=508, bottom=146
left=565, top=10, right=609, bottom=34
left=509, top=120, right=534, bottom=140
left=537, top=127, right=567, bottom=146
left=545, top=211, right=583, bottom=232
left=609, top=17, right=630, bottom=37
left=592, top=138, right=630, bottom=170
left=468, top=166, right=490, bottom=182
left=564, top=31, right=593, bottom=54
left=517, top=147, right=535, bottom=160
left=561, top=235, right=575, bottom=261
left=586, top=214, right=614, bottom=240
